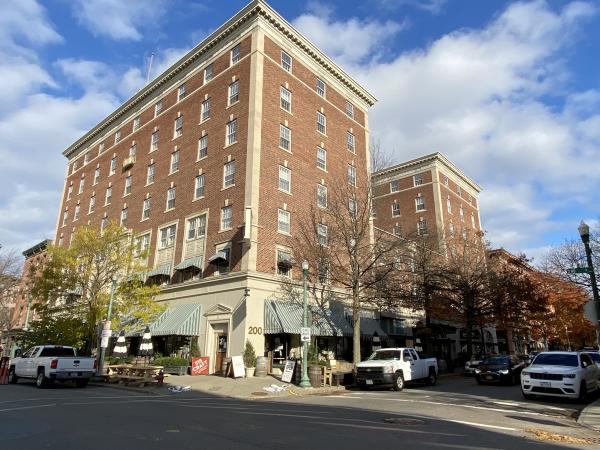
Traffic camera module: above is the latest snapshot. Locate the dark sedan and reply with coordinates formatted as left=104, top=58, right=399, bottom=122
left=475, top=355, right=525, bottom=385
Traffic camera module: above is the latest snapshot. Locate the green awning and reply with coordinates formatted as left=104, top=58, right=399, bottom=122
left=175, top=256, right=203, bottom=270
left=146, top=263, right=171, bottom=277
left=264, top=300, right=352, bottom=336
left=360, top=317, right=388, bottom=337
left=149, top=303, right=203, bottom=336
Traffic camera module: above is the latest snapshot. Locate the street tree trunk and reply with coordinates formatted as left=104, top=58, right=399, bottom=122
left=352, top=285, right=361, bottom=364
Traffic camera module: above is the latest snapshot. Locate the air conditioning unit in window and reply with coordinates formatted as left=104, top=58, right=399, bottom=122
left=122, top=156, right=136, bottom=169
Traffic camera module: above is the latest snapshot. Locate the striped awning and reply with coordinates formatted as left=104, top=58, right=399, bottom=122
left=147, top=303, right=203, bottom=336
left=264, top=300, right=352, bottom=337
left=208, top=251, right=228, bottom=263
left=175, top=256, right=203, bottom=270
left=360, top=317, right=388, bottom=337
left=146, top=263, right=171, bottom=277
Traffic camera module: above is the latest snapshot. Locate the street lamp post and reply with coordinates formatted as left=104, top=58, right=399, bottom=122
left=96, top=277, right=117, bottom=377
left=578, top=221, right=600, bottom=347
left=299, top=260, right=311, bottom=388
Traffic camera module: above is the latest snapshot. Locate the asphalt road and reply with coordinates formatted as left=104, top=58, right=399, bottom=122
left=1, top=376, right=598, bottom=449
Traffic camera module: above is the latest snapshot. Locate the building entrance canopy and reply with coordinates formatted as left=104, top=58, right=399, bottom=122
left=264, top=300, right=352, bottom=337
left=124, top=303, right=203, bottom=337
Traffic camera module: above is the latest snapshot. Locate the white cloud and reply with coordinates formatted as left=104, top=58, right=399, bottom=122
left=375, top=0, right=447, bottom=14
left=71, top=0, right=168, bottom=41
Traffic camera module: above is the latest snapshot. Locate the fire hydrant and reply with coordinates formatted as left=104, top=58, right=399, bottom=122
left=156, top=370, right=165, bottom=386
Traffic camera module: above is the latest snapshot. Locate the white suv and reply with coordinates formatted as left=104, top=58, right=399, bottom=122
left=521, top=351, right=599, bottom=401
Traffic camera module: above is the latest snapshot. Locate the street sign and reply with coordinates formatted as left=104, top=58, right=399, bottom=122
left=567, top=267, right=589, bottom=274
left=300, top=327, right=311, bottom=342
left=100, top=328, right=111, bottom=348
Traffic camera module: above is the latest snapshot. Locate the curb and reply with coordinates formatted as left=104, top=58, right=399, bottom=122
left=88, top=382, right=164, bottom=395
left=576, top=398, right=600, bottom=432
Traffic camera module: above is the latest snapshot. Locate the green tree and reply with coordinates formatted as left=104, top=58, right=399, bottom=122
left=29, top=222, right=164, bottom=353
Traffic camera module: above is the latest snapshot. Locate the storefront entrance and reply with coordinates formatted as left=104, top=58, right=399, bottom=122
left=215, top=333, right=228, bottom=373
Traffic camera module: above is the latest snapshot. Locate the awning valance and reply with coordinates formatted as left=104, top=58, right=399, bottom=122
left=175, top=256, right=203, bottom=271
left=264, top=300, right=352, bottom=337
left=208, top=251, right=228, bottom=263
left=146, top=264, right=171, bottom=277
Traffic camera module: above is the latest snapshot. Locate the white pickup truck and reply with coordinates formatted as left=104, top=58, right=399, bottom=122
left=8, top=345, right=96, bottom=388
left=355, top=347, right=438, bottom=391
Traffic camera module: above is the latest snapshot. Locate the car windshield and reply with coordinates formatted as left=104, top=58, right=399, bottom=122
left=587, top=353, right=600, bottom=363
left=483, top=357, right=510, bottom=365
left=533, top=353, right=578, bottom=367
left=368, top=350, right=401, bottom=361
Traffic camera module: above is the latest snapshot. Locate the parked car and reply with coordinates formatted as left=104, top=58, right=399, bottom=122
left=464, top=355, right=487, bottom=375
left=475, top=355, right=525, bottom=385
left=523, top=351, right=540, bottom=367
left=8, top=345, right=96, bottom=388
left=355, top=348, right=438, bottom=391
left=586, top=351, right=600, bottom=369
left=521, top=351, right=600, bottom=401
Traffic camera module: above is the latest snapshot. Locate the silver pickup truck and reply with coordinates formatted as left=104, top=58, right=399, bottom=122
left=355, top=347, right=438, bottom=391
left=8, top=345, right=96, bottom=388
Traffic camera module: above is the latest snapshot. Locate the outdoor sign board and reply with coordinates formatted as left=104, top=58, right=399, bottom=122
left=191, top=357, right=209, bottom=375
left=231, top=355, right=245, bottom=378
left=281, top=360, right=296, bottom=383
left=300, top=327, right=311, bottom=342
left=100, top=329, right=111, bottom=348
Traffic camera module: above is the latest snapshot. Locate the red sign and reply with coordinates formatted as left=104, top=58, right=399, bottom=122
left=191, top=357, right=209, bottom=375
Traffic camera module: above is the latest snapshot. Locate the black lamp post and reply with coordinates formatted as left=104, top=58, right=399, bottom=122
left=578, top=221, right=600, bottom=347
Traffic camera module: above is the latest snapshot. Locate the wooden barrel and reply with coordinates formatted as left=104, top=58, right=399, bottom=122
left=308, top=364, right=322, bottom=388
left=221, top=357, right=231, bottom=375
left=255, top=356, right=268, bottom=377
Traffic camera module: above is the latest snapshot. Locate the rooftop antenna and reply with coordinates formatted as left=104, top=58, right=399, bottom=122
left=146, top=52, right=155, bottom=84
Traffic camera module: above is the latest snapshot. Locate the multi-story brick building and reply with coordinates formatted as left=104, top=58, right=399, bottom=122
left=54, top=0, right=375, bottom=371
left=372, top=152, right=482, bottom=241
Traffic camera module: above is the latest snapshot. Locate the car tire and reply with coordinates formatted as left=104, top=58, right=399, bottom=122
left=578, top=381, right=588, bottom=403
left=426, top=369, right=437, bottom=386
left=36, top=369, right=50, bottom=389
left=476, top=377, right=483, bottom=385
left=7, top=367, right=18, bottom=384
left=75, top=379, right=89, bottom=388
left=393, top=372, right=404, bottom=391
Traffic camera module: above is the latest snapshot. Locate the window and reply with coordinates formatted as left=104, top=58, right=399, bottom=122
left=278, top=209, right=291, bottom=234
left=124, top=176, right=132, bottom=196
left=62, top=210, right=68, bottom=226
left=120, top=207, right=128, bottom=226
left=166, top=187, right=176, bottom=210
left=110, top=157, right=117, bottom=175
left=457, top=185, right=462, bottom=196
left=347, top=164, right=357, bottom=186
left=154, top=100, right=162, bottom=117
left=150, top=131, right=159, bottom=152
left=177, top=83, right=186, bottom=101
left=133, top=116, right=140, bottom=131
left=392, top=203, right=401, bottom=217
left=318, top=259, right=329, bottom=283
left=58, top=235, right=64, bottom=247
left=101, top=216, right=108, bottom=232
left=449, top=222, right=455, bottom=236
left=201, top=98, right=211, bottom=122
left=204, top=64, right=213, bottom=83
left=348, top=198, right=357, bottom=218
left=228, top=80, right=239, bottom=105
left=105, top=187, right=112, bottom=205
left=347, top=132, right=355, bottom=153
left=278, top=165, right=291, bottom=193
left=135, top=234, right=150, bottom=257
left=93, top=168, right=100, bottom=185
left=84, top=153, right=90, bottom=165
left=317, top=147, right=327, bottom=170
left=230, top=44, right=240, bottom=65
left=317, top=111, right=326, bottom=134
left=146, top=163, right=155, bottom=185
left=72, top=161, right=78, bottom=173
left=223, top=160, right=236, bottom=187
left=159, top=225, right=176, bottom=249
left=214, top=246, right=231, bottom=274
left=277, top=249, right=292, bottom=277
left=462, top=228, right=467, bottom=240
left=99, top=142, right=105, bottom=154
left=471, top=213, right=476, bottom=229
left=280, top=87, right=291, bottom=112
left=416, top=196, right=425, bottom=211
left=194, top=174, right=205, bottom=199
left=226, top=119, right=237, bottom=145
left=174, top=115, right=183, bottom=138
left=281, top=50, right=292, bottom=72
left=88, top=196, right=95, bottom=214
left=170, top=150, right=179, bottom=173
left=446, top=197, right=452, bottom=214
left=74, top=204, right=80, bottom=221
left=187, top=215, right=207, bottom=240
left=417, top=219, right=428, bottom=236
left=317, top=184, right=327, bottom=208
left=142, top=198, right=151, bottom=220
left=316, top=78, right=326, bottom=97
left=443, top=175, right=449, bottom=186
left=346, top=101, right=354, bottom=118
left=279, top=124, right=291, bottom=151
left=390, top=180, right=399, bottom=193
left=67, top=185, right=73, bottom=200
left=317, top=224, right=328, bottom=246
left=198, top=135, right=208, bottom=159
left=114, top=129, right=121, bottom=144
left=220, top=206, right=233, bottom=230
left=393, top=224, right=402, bottom=237
left=413, top=174, right=423, bottom=186
left=78, top=178, right=85, bottom=194
left=460, top=205, right=464, bottom=221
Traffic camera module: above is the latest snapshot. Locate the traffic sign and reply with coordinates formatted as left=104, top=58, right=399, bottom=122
left=300, top=327, right=311, bottom=342
left=567, top=267, right=589, bottom=274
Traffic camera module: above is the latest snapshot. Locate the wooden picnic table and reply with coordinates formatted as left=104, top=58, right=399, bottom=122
left=105, top=364, right=164, bottom=386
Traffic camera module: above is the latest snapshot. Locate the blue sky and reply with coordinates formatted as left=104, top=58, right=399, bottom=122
left=1, top=0, right=599, bottom=263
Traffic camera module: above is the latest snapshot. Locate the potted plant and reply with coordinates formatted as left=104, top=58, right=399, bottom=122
left=153, top=356, right=189, bottom=376
left=243, top=340, right=256, bottom=378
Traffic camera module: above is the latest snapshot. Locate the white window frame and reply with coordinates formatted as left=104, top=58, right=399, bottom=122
left=201, top=98, right=211, bottom=122
left=220, top=206, right=233, bottom=231
left=74, top=204, right=80, bottom=221
left=413, top=174, right=423, bottom=186
left=317, top=147, right=327, bottom=171
left=460, top=205, right=465, bottom=221
left=99, top=142, right=105, bottom=154
left=120, top=207, right=128, bottom=227
left=346, top=101, right=354, bottom=118
left=177, top=83, right=186, bottom=101
left=93, top=168, right=100, bottom=185
left=277, top=209, right=291, bottom=235
left=230, top=44, right=240, bottom=65
left=198, top=134, right=208, bottom=159
left=105, top=187, right=112, bottom=205
left=471, top=213, right=476, bottom=229
left=166, top=187, right=176, bottom=211
left=347, top=131, right=355, bottom=153
left=146, top=163, right=155, bottom=185
left=279, top=124, right=291, bottom=151
left=417, top=219, right=428, bottom=236
left=194, top=174, right=205, bottom=200
left=154, top=100, right=162, bottom=117
left=174, top=115, right=183, bottom=138
left=393, top=224, right=402, bottom=237
left=226, top=119, right=237, bottom=146
left=280, top=86, right=291, bottom=112
left=316, top=78, right=326, bottom=97
left=84, top=153, right=90, bottom=165
left=347, top=164, right=357, bottom=187
left=78, top=178, right=85, bottom=195
left=317, top=111, right=326, bottom=135
left=415, top=196, right=425, bottom=211
left=129, top=143, right=136, bottom=157
left=114, top=129, right=121, bottom=144
left=278, top=165, right=291, bottom=193
left=390, top=180, right=399, bottom=193
left=88, top=196, right=95, bottom=214
left=135, top=233, right=150, bottom=257
left=150, top=131, right=159, bottom=152
left=392, top=203, right=401, bottom=217
left=223, top=160, right=236, bottom=188
left=142, top=198, right=151, bottom=220
left=203, top=64, right=213, bottom=83
left=170, top=150, right=180, bottom=173
left=187, top=214, right=207, bottom=240
left=277, top=249, right=292, bottom=277
left=159, top=224, right=177, bottom=249
left=446, top=197, right=452, bottom=214
left=281, top=50, right=292, bottom=72
left=133, top=116, right=140, bottom=131
left=124, top=175, right=132, bottom=196
left=317, top=184, right=327, bottom=208
left=228, top=80, right=239, bottom=105
left=67, top=184, right=73, bottom=200
left=317, top=223, right=328, bottom=246
left=62, top=210, right=68, bottom=227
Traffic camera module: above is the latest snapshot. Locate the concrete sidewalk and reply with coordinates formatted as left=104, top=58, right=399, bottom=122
left=578, top=397, right=600, bottom=432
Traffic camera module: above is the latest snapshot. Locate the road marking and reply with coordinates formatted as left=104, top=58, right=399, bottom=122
left=325, top=395, right=363, bottom=398
left=314, top=421, right=462, bottom=436
left=444, top=419, right=517, bottom=432
left=493, top=401, right=521, bottom=407
left=0, top=403, right=56, bottom=413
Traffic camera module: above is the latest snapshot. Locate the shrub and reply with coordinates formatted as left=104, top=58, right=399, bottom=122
left=243, top=340, right=256, bottom=368
left=153, top=357, right=189, bottom=367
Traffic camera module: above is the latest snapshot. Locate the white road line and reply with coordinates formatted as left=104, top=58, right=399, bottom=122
left=492, top=401, right=521, bottom=407
left=444, top=419, right=518, bottom=432
left=0, top=403, right=56, bottom=413
left=324, top=395, right=363, bottom=398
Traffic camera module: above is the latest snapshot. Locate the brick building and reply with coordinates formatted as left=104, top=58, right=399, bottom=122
left=53, top=0, right=375, bottom=371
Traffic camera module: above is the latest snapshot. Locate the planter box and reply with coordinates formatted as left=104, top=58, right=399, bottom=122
left=162, top=366, right=188, bottom=376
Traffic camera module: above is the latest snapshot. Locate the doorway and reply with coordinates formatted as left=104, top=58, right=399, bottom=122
left=215, top=333, right=228, bottom=373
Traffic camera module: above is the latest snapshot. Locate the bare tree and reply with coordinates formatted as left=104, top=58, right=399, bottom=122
left=0, top=247, right=22, bottom=333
